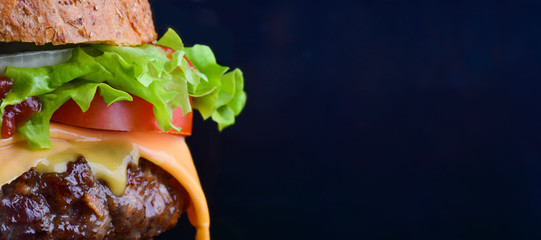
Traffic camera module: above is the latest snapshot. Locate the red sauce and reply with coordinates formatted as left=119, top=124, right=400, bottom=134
left=0, top=76, right=14, bottom=99
left=0, top=77, right=42, bottom=138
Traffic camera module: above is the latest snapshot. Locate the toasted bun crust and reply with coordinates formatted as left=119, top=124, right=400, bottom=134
left=0, top=0, right=157, bottom=46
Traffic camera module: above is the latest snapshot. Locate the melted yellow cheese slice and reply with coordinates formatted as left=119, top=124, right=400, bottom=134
left=0, top=123, right=210, bottom=240
left=33, top=140, right=139, bottom=195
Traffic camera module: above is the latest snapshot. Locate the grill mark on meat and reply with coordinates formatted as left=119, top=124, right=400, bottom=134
left=0, top=157, right=187, bottom=239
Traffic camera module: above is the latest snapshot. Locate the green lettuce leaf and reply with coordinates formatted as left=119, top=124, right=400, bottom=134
left=2, top=29, right=246, bottom=149
left=156, top=28, right=185, bottom=51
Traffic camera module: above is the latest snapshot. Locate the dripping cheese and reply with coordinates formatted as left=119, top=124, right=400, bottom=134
left=0, top=123, right=210, bottom=240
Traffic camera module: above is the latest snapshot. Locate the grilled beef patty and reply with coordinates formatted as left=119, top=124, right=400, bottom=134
left=0, top=157, right=187, bottom=239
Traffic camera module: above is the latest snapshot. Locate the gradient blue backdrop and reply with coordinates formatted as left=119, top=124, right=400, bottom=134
left=152, top=0, right=541, bottom=239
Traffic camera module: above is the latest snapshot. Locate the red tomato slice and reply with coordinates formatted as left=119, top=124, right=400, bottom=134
left=156, top=45, right=197, bottom=70
left=158, top=45, right=175, bottom=58
left=51, top=93, right=192, bottom=136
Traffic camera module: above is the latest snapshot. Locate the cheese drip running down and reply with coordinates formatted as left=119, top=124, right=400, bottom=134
left=0, top=123, right=210, bottom=240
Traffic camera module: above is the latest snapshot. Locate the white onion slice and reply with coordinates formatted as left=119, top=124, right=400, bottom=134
left=0, top=49, right=73, bottom=75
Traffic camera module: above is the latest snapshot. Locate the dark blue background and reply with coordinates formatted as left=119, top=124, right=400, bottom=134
left=152, top=0, right=541, bottom=239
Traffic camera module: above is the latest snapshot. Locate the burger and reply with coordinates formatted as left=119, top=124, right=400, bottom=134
left=0, top=0, right=245, bottom=239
